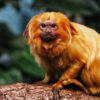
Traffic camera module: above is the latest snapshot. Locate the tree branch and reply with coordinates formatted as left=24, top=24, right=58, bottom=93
left=0, top=83, right=99, bottom=100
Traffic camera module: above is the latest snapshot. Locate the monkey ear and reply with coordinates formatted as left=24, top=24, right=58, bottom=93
left=70, top=22, right=78, bottom=35
left=23, top=26, right=31, bottom=45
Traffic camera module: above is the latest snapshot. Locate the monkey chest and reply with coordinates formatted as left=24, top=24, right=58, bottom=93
left=44, top=55, right=70, bottom=71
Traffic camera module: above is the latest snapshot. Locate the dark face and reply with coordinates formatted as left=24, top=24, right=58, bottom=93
left=40, top=20, right=58, bottom=43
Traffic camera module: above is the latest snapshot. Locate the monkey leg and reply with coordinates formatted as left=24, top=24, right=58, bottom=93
left=35, top=71, right=57, bottom=84
left=53, top=61, right=88, bottom=93
left=53, top=78, right=88, bottom=93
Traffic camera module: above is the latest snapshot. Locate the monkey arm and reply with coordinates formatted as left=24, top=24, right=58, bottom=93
left=60, top=60, right=83, bottom=80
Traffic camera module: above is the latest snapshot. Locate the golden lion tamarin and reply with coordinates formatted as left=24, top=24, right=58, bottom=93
left=23, top=12, right=100, bottom=95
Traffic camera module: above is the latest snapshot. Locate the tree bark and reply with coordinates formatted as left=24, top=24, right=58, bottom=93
left=0, top=83, right=100, bottom=100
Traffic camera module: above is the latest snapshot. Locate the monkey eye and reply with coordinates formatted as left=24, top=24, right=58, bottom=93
left=51, top=24, right=56, bottom=28
left=40, top=23, right=46, bottom=28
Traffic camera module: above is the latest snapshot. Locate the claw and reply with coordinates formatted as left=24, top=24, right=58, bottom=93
left=53, top=82, right=63, bottom=89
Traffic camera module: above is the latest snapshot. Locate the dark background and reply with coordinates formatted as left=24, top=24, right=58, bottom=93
left=0, top=0, right=100, bottom=85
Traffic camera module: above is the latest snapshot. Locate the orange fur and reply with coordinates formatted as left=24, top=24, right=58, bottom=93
left=23, top=12, right=100, bottom=95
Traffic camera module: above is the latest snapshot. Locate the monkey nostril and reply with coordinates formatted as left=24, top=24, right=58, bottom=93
left=46, top=29, right=52, bottom=34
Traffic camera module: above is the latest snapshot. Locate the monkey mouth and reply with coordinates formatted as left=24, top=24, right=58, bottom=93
left=40, top=33, right=56, bottom=43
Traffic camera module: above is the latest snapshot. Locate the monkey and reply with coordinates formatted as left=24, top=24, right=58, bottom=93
left=23, top=12, right=100, bottom=95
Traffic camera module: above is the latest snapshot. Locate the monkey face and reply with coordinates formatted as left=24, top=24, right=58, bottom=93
left=39, top=20, right=57, bottom=43
left=27, top=12, right=71, bottom=44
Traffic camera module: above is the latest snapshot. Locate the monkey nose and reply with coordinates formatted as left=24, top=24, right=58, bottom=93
left=40, top=33, right=56, bottom=43
left=46, top=28, right=52, bottom=34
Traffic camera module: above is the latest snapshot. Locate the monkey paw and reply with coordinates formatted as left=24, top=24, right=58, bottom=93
left=53, top=81, right=63, bottom=89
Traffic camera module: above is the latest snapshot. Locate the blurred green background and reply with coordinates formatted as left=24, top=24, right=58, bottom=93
left=0, top=0, right=100, bottom=85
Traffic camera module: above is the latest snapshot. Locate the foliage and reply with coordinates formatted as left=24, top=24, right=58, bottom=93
left=0, top=0, right=20, bottom=11
left=0, top=68, right=22, bottom=85
left=33, top=0, right=100, bottom=15
left=0, top=23, right=17, bottom=54
left=12, top=48, right=44, bottom=78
